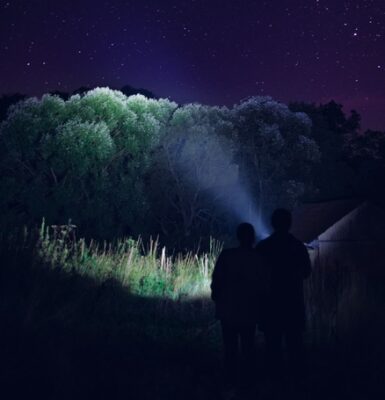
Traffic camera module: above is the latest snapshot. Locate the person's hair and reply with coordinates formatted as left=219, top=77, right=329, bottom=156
left=236, top=222, right=255, bottom=245
left=271, top=208, right=292, bottom=232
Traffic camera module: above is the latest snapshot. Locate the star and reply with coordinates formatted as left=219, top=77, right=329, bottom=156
left=0, top=0, right=384, bottom=130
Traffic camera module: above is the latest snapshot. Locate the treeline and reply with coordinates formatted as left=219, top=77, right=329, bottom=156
left=0, top=88, right=383, bottom=248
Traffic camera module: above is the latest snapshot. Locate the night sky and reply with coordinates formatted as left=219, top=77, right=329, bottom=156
left=1, top=0, right=384, bottom=130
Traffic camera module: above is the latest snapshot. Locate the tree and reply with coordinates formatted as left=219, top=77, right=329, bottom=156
left=0, top=93, right=26, bottom=122
left=344, top=129, right=385, bottom=201
left=120, top=85, right=157, bottom=99
left=232, top=97, right=320, bottom=224
left=3, top=89, right=353, bottom=246
left=148, top=98, right=320, bottom=246
left=0, top=88, right=177, bottom=238
left=147, top=104, right=235, bottom=246
left=289, top=100, right=361, bottom=199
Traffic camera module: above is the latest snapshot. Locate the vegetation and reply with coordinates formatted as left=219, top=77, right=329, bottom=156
left=0, top=225, right=384, bottom=399
left=0, top=87, right=384, bottom=398
left=37, top=221, right=219, bottom=299
left=1, top=88, right=384, bottom=248
left=0, top=89, right=178, bottom=240
left=0, top=89, right=321, bottom=247
left=0, top=228, right=219, bottom=399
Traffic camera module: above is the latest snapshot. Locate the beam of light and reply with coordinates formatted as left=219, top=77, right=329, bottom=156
left=168, top=122, right=270, bottom=241
left=226, top=183, right=271, bottom=240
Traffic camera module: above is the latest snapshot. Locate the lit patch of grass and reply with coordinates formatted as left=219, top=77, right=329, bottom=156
left=37, top=221, right=221, bottom=300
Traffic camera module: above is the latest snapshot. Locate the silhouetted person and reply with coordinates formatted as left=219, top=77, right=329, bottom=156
left=256, top=209, right=311, bottom=382
left=211, top=223, right=265, bottom=393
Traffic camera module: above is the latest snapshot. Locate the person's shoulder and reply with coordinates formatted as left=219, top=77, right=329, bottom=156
left=289, top=234, right=307, bottom=250
left=255, top=237, right=273, bottom=260
left=256, top=235, right=273, bottom=249
left=218, top=247, right=237, bottom=257
left=256, top=236, right=270, bottom=246
left=289, top=233, right=305, bottom=245
left=217, top=248, right=241, bottom=265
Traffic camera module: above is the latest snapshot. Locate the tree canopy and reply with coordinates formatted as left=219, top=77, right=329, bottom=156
left=1, top=87, right=380, bottom=247
left=0, top=88, right=177, bottom=238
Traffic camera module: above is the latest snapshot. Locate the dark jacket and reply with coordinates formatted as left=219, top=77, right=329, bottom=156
left=256, top=232, right=311, bottom=332
left=211, top=247, right=266, bottom=324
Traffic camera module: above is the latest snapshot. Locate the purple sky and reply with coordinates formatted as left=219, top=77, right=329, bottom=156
left=0, top=0, right=384, bottom=130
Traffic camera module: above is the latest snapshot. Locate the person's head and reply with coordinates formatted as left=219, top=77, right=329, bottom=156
left=271, top=208, right=292, bottom=233
left=236, top=222, right=255, bottom=247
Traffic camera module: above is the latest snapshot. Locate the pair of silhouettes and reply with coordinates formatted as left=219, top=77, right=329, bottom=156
left=211, top=208, right=311, bottom=390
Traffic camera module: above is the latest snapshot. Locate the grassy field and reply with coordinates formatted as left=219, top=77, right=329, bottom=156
left=0, top=223, right=384, bottom=399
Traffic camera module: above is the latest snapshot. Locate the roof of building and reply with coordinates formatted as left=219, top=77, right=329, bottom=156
left=291, top=198, right=364, bottom=243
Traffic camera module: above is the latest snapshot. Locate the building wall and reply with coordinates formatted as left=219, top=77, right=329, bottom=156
left=316, top=203, right=385, bottom=276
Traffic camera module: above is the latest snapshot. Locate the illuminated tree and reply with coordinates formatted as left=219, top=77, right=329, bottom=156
left=0, top=88, right=177, bottom=237
left=148, top=103, right=235, bottom=244
left=0, top=89, right=322, bottom=244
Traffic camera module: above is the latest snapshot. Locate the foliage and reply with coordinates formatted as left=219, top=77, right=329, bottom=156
left=232, top=97, right=320, bottom=222
left=0, top=88, right=177, bottom=238
left=147, top=104, right=236, bottom=246
left=1, top=226, right=384, bottom=399
left=0, top=229, right=220, bottom=399
left=3, top=88, right=379, bottom=246
left=36, top=221, right=220, bottom=300
left=1, top=89, right=384, bottom=398
left=344, top=129, right=385, bottom=200
left=289, top=100, right=361, bottom=199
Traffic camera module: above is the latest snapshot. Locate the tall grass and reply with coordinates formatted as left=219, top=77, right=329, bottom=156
left=305, top=258, right=385, bottom=349
left=37, top=220, right=222, bottom=300
left=1, top=222, right=384, bottom=398
left=9, top=220, right=385, bottom=346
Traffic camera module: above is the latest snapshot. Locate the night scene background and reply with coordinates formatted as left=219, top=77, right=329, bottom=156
left=0, top=1, right=385, bottom=399
left=1, top=0, right=385, bottom=129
